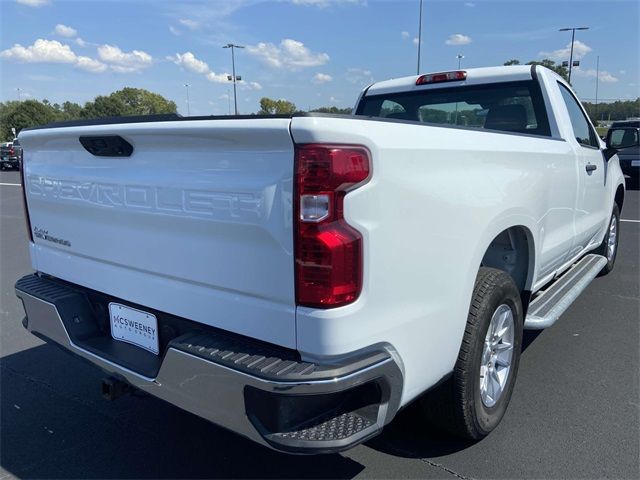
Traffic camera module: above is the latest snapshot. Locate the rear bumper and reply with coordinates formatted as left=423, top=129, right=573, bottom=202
left=15, top=273, right=403, bottom=454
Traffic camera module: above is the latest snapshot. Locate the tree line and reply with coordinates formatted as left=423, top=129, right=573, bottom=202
left=2, top=69, right=637, bottom=141
left=0, top=88, right=178, bottom=141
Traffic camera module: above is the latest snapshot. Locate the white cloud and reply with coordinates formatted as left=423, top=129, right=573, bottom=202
left=16, top=0, right=50, bottom=7
left=413, top=37, right=420, bottom=46
left=240, top=81, right=262, bottom=90
left=312, top=73, right=333, bottom=84
left=0, top=39, right=76, bottom=63
left=291, top=0, right=366, bottom=7
left=619, top=70, right=626, bottom=75
left=574, top=68, right=619, bottom=83
left=206, top=72, right=230, bottom=84
left=445, top=34, right=472, bottom=46
left=401, top=31, right=410, bottom=40
left=246, top=39, right=329, bottom=71
left=167, top=52, right=210, bottom=74
left=54, top=24, right=77, bottom=38
left=75, top=56, right=107, bottom=73
left=0, top=38, right=107, bottom=74
left=329, top=96, right=339, bottom=103
left=178, top=19, right=200, bottom=30
left=75, top=37, right=87, bottom=47
left=464, top=2, right=476, bottom=6
left=539, top=40, right=592, bottom=62
left=346, top=68, right=373, bottom=85
left=169, top=25, right=180, bottom=36
left=97, top=44, right=153, bottom=73
left=167, top=51, right=234, bottom=85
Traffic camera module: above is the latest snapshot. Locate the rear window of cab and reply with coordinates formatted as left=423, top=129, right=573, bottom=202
left=356, top=80, right=552, bottom=138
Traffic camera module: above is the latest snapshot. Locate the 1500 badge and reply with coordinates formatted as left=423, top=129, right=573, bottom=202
left=33, top=227, right=71, bottom=247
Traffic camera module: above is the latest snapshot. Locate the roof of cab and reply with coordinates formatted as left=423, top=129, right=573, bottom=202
left=364, top=65, right=535, bottom=97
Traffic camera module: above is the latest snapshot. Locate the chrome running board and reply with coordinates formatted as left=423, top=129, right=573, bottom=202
left=524, top=254, right=607, bottom=330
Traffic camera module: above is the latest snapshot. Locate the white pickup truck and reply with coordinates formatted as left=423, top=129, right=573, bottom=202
left=15, top=65, right=631, bottom=454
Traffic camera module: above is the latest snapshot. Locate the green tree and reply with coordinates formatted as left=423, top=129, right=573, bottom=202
left=258, top=97, right=297, bottom=115
left=504, top=58, right=569, bottom=82
left=311, top=106, right=352, bottom=114
left=81, top=87, right=177, bottom=119
left=81, top=95, right=130, bottom=119
left=60, top=101, right=83, bottom=120
left=582, top=98, right=640, bottom=124
left=0, top=100, right=58, bottom=140
left=110, top=87, right=178, bottom=115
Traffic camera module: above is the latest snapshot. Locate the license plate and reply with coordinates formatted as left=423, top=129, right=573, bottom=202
left=632, top=160, right=640, bottom=167
left=109, top=303, right=159, bottom=354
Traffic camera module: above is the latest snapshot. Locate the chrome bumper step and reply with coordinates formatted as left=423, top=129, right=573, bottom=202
left=524, top=254, right=607, bottom=330
left=15, top=273, right=403, bottom=454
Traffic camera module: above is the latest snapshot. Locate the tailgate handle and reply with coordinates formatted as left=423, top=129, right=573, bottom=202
left=79, top=136, right=133, bottom=157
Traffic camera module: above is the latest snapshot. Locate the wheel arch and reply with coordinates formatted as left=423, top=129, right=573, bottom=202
left=474, top=222, right=537, bottom=316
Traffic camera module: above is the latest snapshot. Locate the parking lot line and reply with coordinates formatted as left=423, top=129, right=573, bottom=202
left=621, top=219, right=640, bottom=223
left=0, top=183, right=21, bottom=186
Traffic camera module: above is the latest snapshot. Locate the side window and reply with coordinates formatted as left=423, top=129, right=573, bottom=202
left=380, top=100, right=408, bottom=119
left=558, top=83, right=599, bottom=148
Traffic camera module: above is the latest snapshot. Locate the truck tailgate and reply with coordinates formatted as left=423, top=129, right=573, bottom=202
left=19, top=118, right=296, bottom=348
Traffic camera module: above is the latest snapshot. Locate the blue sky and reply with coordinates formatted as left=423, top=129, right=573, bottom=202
left=1, top=0, right=638, bottom=115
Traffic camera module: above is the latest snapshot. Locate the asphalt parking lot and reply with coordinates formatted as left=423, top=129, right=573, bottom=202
left=1, top=168, right=638, bottom=479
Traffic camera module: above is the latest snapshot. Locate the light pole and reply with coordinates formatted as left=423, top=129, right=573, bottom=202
left=595, top=55, right=599, bottom=121
left=223, top=43, right=244, bottom=115
left=16, top=87, right=22, bottom=101
left=559, top=26, right=589, bottom=84
left=183, top=83, right=191, bottom=116
left=456, top=54, right=464, bottom=69
left=416, top=0, right=423, bottom=74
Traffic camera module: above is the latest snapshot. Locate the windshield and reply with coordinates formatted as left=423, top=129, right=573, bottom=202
left=356, top=80, right=551, bottom=137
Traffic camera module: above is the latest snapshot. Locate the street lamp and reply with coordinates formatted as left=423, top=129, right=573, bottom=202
left=416, top=0, right=423, bottom=74
left=456, top=54, right=464, bottom=69
left=183, top=83, right=191, bottom=116
left=223, top=43, right=244, bottom=115
left=559, top=26, right=589, bottom=83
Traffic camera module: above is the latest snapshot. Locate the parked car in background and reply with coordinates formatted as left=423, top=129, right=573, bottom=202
left=608, top=121, right=640, bottom=182
left=1, top=140, right=21, bottom=170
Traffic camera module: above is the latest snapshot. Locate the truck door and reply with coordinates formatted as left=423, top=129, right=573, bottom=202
left=556, top=82, right=607, bottom=256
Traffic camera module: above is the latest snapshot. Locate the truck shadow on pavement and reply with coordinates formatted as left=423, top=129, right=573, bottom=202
left=0, top=344, right=364, bottom=479
left=1, top=331, right=547, bottom=478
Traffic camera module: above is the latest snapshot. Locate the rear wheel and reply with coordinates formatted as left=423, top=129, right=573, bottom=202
left=421, top=267, right=523, bottom=439
left=595, top=205, right=620, bottom=276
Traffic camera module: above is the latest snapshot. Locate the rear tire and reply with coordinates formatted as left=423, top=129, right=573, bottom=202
left=420, top=267, right=523, bottom=440
left=595, top=205, right=619, bottom=276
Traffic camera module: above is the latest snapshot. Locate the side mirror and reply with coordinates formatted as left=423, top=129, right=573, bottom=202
left=604, top=127, right=639, bottom=160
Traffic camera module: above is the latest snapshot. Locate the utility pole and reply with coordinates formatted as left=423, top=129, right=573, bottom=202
left=223, top=43, right=244, bottom=115
left=184, top=83, right=191, bottom=116
left=457, top=54, right=464, bottom=69
left=595, top=55, right=599, bottom=121
left=559, top=26, right=589, bottom=84
left=16, top=87, right=22, bottom=101
left=416, top=0, right=423, bottom=74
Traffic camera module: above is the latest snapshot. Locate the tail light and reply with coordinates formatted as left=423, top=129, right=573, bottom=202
left=19, top=155, right=33, bottom=242
left=294, top=144, right=370, bottom=308
left=9, top=147, right=14, bottom=155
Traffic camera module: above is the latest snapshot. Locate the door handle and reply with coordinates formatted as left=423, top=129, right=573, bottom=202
left=585, top=164, right=597, bottom=173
